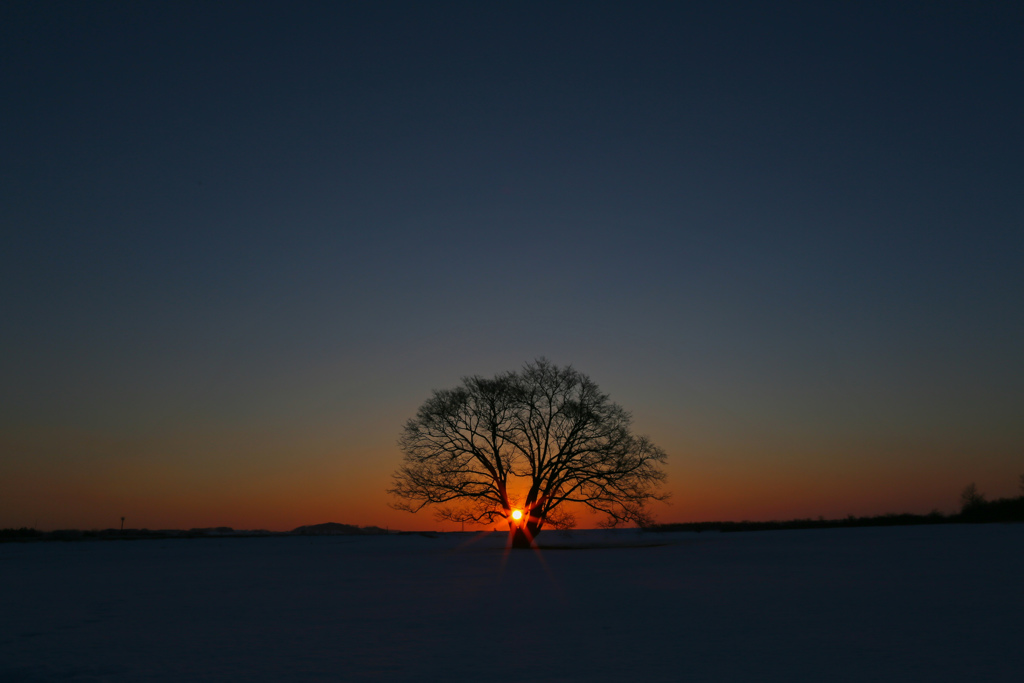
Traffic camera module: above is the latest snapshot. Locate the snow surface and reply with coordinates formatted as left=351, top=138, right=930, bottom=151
left=2, top=525, right=1022, bottom=682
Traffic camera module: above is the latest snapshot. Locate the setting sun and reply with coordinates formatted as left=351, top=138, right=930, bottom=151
left=511, top=509, right=523, bottom=521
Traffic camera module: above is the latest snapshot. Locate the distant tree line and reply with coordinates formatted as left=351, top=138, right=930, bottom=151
left=647, top=475, right=1024, bottom=533
left=0, top=523, right=391, bottom=543
left=5, top=477, right=1022, bottom=541
left=0, top=527, right=266, bottom=542
left=957, top=478, right=1024, bottom=523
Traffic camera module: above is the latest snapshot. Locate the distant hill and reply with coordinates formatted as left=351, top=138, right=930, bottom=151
left=291, top=522, right=390, bottom=536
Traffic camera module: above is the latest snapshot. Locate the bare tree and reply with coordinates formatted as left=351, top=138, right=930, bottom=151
left=389, top=359, right=668, bottom=548
left=960, top=482, right=985, bottom=511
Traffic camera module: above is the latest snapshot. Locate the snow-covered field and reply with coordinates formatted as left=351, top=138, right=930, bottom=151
left=2, top=525, right=1021, bottom=682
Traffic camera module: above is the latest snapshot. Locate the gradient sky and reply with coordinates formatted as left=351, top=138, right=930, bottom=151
left=2, top=1, right=1022, bottom=531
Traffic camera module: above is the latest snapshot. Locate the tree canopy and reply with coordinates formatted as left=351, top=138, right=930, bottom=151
left=389, top=359, right=668, bottom=546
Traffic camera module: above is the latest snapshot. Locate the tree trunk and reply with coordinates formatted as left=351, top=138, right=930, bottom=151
left=510, top=521, right=542, bottom=549
left=510, top=527, right=530, bottom=549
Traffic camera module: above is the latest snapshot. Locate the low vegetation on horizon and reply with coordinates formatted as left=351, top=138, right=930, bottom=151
left=648, top=476, right=1024, bottom=533
left=4, top=477, right=1022, bottom=543
left=0, top=522, right=393, bottom=542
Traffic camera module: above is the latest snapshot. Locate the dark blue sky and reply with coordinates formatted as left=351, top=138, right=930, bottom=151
left=2, top=1, right=1022, bottom=529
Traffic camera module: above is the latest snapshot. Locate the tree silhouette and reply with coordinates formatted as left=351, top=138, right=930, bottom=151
left=389, top=359, right=668, bottom=547
left=960, top=483, right=985, bottom=511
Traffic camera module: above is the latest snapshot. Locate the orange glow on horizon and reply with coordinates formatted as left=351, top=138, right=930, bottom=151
left=3, top=429, right=1021, bottom=532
